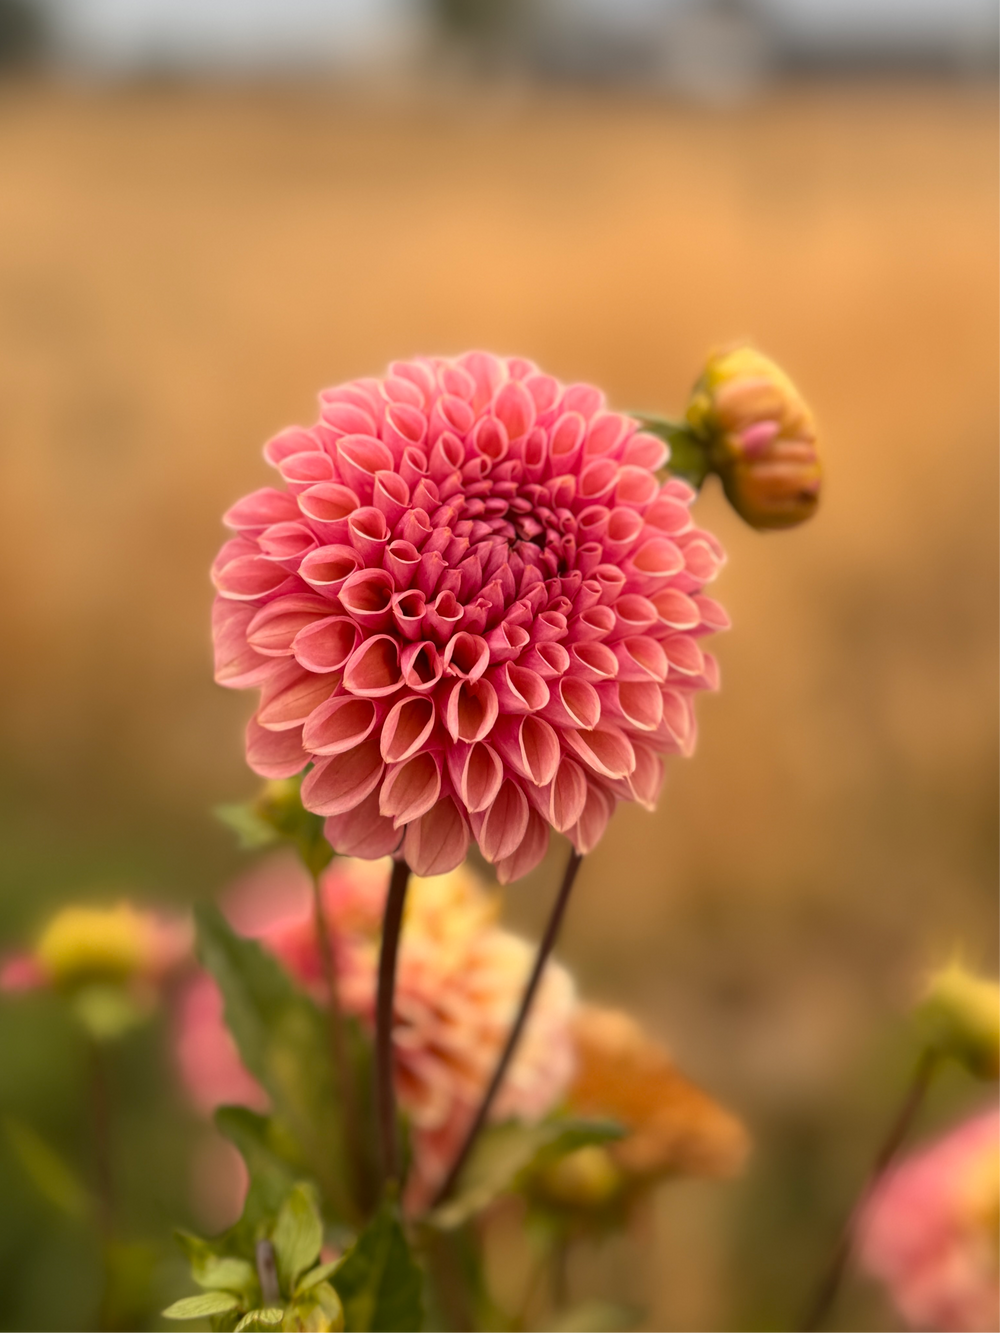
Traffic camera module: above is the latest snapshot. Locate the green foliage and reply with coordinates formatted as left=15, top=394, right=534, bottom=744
left=167, top=1180, right=345, bottom=1332
left=3, top=1115, right=91, bottom=1220
left=194, top=905, right=352, bottom=1221
left=331, top=1197, right=423, bottom=1333
left=637, top=415, right=712, bottom=489
left=428, top=1118, right=624, bottom=1231
left=215, top=777, right=333, bottom=877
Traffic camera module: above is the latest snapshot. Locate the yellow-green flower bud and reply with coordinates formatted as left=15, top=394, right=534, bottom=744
left=918, top=961, right=1000, bottom=1080
left=686, top=346, right=821, bottom=530
left=533, top=1144, right=624, bottom=1211
left=36, top=904, right=148, bottom=992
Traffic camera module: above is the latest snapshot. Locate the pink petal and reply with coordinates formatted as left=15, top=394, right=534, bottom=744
left=380, top=752, right=442, bottom=827
left=473, top=779, right=529, bottom=863
left=446, top=741, right=504, bottom=814
left=569, top=781, right=614, bottom=854
left=324, top=788, right=402, bottom=859
left=212, top=600, right=272, bottom=688
left=342, top=636, right=404, bottom=698
left=299, top=544, right=364, bottom=598
left=300, top=739, right=384, bottom=816
left=258, top=668, right=336, bottom=731
left=496, top=808, right=550, bottom=884
left=443, top=678, right=499, bottom=744
left=292, top=616, right=362, bottom=673
left=302, top=695, right=379, bottom=756
left=247, top=594, right=334, bottom=658
left=562, top=724, right=636, bottom=781
left=246, top=716, right=307, bottom=779
left=339, top=568, right=394, bottom=632
left=380, top=695, right=437, bottom=763
left=213, top=553, right=292, bottom=602
left=223, top=487, right=300, bottom=533
left=403, top=797, right=470, bottom=875
left=335, top=434, right=395, bottom=503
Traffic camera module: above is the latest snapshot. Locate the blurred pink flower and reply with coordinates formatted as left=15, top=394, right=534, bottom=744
left=860, top=1107, right=1000, bottom=1332
left=175, top=856, right=576, bottom=1213
left=212, top=354, right=727, bottom=881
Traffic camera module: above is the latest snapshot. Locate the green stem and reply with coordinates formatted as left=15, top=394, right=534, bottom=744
left=309, top=870, right=368, bottom=1211
left=432, top=849, right=584, bottom=1208
left=89, top=1040, right=114, bottom=1331
left=376, top=859, right=411, bottom=1186
left=798, top=1049, right=940, bottom=1332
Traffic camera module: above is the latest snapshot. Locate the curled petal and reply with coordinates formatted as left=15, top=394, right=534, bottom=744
left=213, top=553, right=291, bottom=601
left=224, top=487, right=299, bottom=532
left=443, top=677, right=499, bottom=744
left=343, top=635, right=404, bottom=697
left=213, top=600, right=271, bottom=688
left=247, top=594, right=333, bottom=657
left=569, top=781, right=615, bottom=855
left=380, top=694, right=437, bottom=763
left=443, top=632, right=489, bottom=681
left=380, top=752, right=442, bottom=827
left=489, top=662, right=550, bottom=715
left=403, top=797, right=469, bottom=876
left=446, top=741, right=503, bottom=814
left=340, top=568, right=395, bottom=632
left=292, top=616, right=362, bottom=673
left=300, top=739, right=384, bottom=816
left=299, top=544, right=363, bottom=598
left=496, top=808, right=550, bottom=885
left=258, top=668, right=336, bottom=731
left=245, top=716, right=307, bottom=779
left=562, top=724, right=636, bottom=781
left=545, top=755, right=588, bottom=832
left=324, top=788, right=402, bottom=859
left=628, top=740, right=665, bottom=810
left=474, top=779, right=530, bottom=863
left=400, top=641, right=444, bottom=693
left=303, top=695, right=379, bottom=756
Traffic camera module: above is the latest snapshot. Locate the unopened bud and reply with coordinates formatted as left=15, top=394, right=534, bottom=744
left=918, top=961, right=1000, bottom=1080
left=533, top=1144, right=623, bottom=1211
left=686, top=346, right=821, bottom=530
left=36, top=905, right=148, bottom=991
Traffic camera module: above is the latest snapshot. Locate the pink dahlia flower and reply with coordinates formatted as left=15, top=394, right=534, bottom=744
left=859, top=1107, right=1000, bottom=1332
left=213, top=354, right=727, bottom=881
left=175, top=855, right=576, bottom=1214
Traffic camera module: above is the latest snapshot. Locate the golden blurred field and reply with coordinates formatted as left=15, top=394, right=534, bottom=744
left=0, top=78, right=996, bottom=1329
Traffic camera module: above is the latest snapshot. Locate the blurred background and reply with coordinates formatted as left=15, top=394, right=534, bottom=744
left=0, top=0, right=996, bottom=1328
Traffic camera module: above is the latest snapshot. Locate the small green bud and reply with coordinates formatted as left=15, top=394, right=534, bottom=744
left=533, top=1143, right=624, bottom=1210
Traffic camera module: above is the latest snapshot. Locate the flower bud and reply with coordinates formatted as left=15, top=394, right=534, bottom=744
left=36, top=904, right=149, bottom=991
left=686, top=346, right=821, bottom=530
left=918, top=961, right=1000, bottom=1080
left=533, top=1144, right=624, bottom=1210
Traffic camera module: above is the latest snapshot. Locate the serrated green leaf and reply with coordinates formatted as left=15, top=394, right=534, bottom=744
left=233, top=1307, right=285, bottom=1331
left=273, top=1183, right=323, bottom=1294
left=550, top=1300, right=643, bottom=1332
left=331, top=1197, right=422, bottom=1332
left=163, top=1291, right=241, bottom=1319
left=295, top=1260, right=340, bottom=1296
left=428, top=1118, right=624, bottom=1230
left=195, top=905, right=350, bottom=1220
left=3, top=1116, right=91, bottom=1220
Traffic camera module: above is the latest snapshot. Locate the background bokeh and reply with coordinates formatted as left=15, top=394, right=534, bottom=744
left=0, top=3, right=996, bottom=1328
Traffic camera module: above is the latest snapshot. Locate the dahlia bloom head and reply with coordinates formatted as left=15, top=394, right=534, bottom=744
left=213, top=353, right=727, bottom=881
left=532, top=1004, right=749, bottom=1212
left=919, top=962, right=1000, bottom=1082
left=686, top=345, right=821, bottom=531
left=175, top=855, right=576, bottom=1215
left=860, top=1108, right=1000, bottom=1333
left=1, top=902, right=190, bottom=998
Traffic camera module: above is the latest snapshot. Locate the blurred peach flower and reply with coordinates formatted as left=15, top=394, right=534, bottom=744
left=533, top=1004, right=749, bottom=1211
left=175, top=855, right=576, bottom=1213
left=859, top=1107, right=1000, bottom=1333
left=212, top=353, right=726, bottom=881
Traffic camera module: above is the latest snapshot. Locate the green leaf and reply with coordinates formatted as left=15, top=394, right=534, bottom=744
left=215, top=803, right=282, bottom=851
left=295, top=1260, right=340, bottom=1296
left=195, top=905, right=351, bottom=1220
left=163, top=1292, right=242, bottom=1320
left=213, top=1107, right=300, bottom=1236
left=549, top=1300, right=643, bottom=1332
left=636, top=415, right=712, bottom=489
left=295, top=1282, right=345, bottom=1331
left=272, top=1183, right=323, bottom=1294
left=3, top=1116, right=91, bottom=1220
left=234, top=1308, right=285, bottom=1331
left=331, top=1197, right=423, bottom=1332
left=428, top=1118, right=624, bottom=1230
left=195, top=1256, right=258, bottom=1296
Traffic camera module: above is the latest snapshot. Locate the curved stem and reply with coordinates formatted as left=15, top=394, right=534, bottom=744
left=798, top=1048, right=939, bottom=1332
left=432, top=849, right=584, bottom=1208
left=376, top=858, right=411, bottom=1186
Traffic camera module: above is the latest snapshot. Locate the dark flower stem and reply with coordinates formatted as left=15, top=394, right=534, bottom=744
left=376, top=858, right=411, bottom=1186
left=798, top=1048, right=939, bottom=1332
left=255, top=1239, right=281, bottom=1305
left=432, top=849, right=584, bottom=1208
left=309, top=870, right=366, bottom=1210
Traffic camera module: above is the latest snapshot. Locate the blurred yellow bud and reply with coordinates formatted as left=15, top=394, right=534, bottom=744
left=534, top=1144, right=624, bottom=1210
left=686, top=346, right=821, bottom=530
left=36, top=905, right=148, bottom=991
left=918, top=961, right=1000, bottom=1080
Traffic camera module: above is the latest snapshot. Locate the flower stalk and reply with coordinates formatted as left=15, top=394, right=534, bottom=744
left=799, top=1048, right=940, bottom=1331
left=433, top=849, right=584, bottom=1207
left=376, top=858, right=412, bottom=1186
